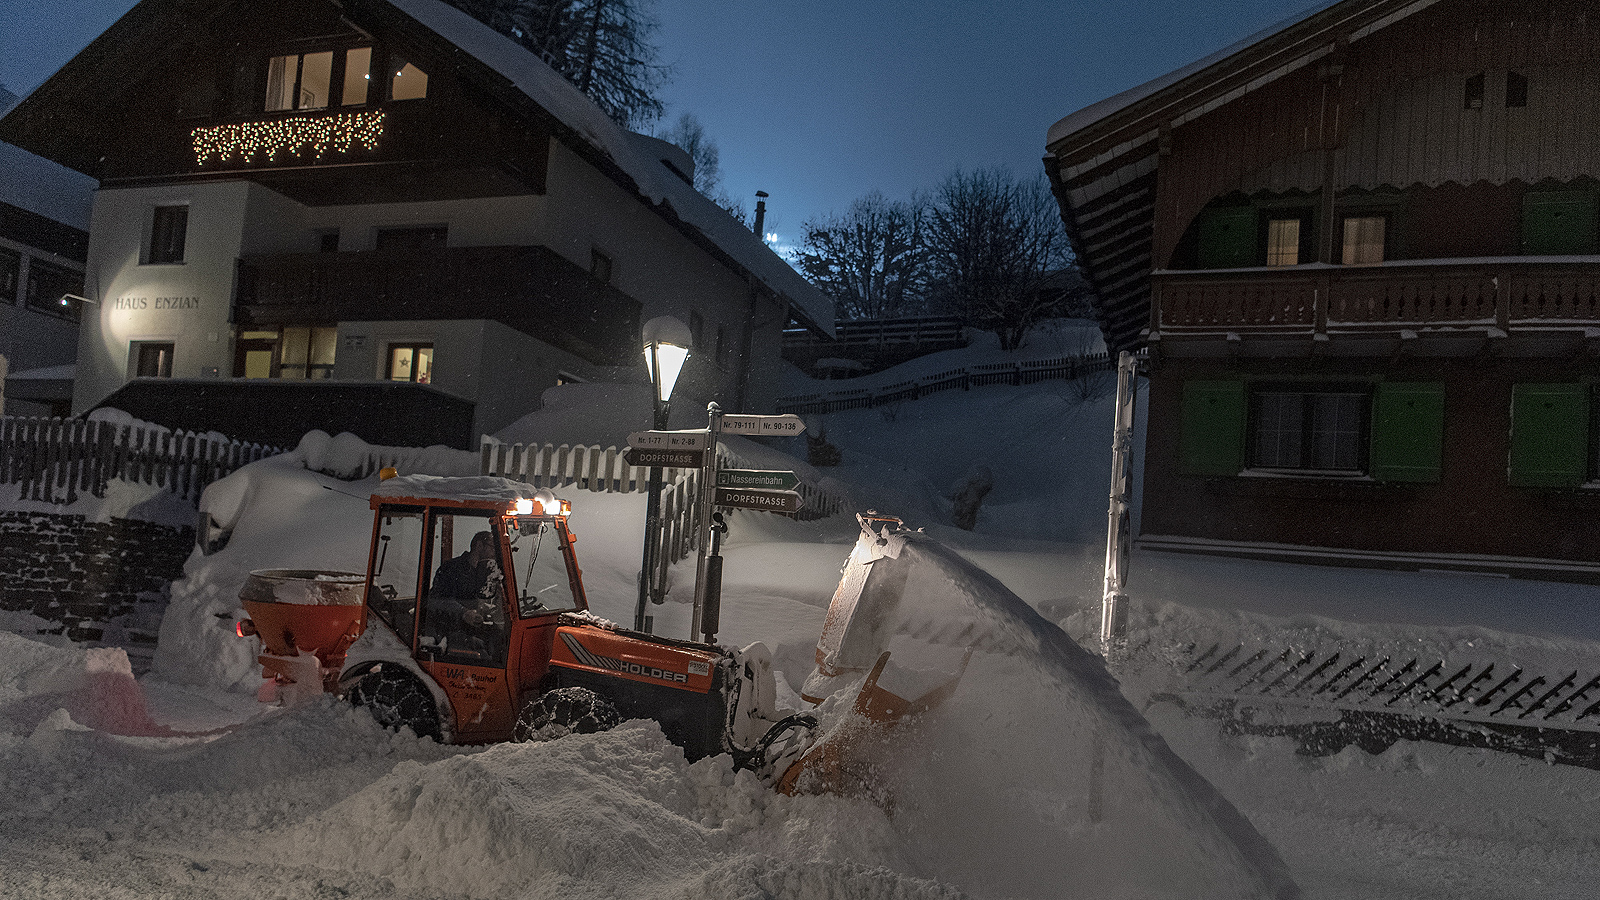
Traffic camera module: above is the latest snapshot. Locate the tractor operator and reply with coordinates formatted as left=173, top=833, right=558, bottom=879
left=429, top=530, right=507, bottom=649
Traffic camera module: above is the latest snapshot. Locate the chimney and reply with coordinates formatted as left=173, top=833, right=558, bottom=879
left=753, top=191, right=768, bottom=239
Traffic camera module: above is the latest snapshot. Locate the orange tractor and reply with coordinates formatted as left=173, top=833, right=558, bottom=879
left=236, top=473, right=964, bottom=790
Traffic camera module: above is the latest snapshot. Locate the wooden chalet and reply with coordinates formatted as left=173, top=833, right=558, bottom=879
left=1046, top=0, right=1600, bottom=577
left=0, top=0, right=831, bottom=447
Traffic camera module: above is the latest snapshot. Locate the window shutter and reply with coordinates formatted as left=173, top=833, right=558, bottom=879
left=1197, top=207, right=1259, bottom=269
left=1509, top=383, right=1589, bottom=488
left=1370, top=382, right=1444, bottom=482
left=1522, top=192, right=1598, bottom=256
left=1181, top=380, right=1246, bottom=476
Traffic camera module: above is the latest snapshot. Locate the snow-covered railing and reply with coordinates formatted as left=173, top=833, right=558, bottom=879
left=1155, top=260, right=1600, bottom=335
left=0, top=415, right=284, bottom=505
left=776, top=351, right=1115, bottom=415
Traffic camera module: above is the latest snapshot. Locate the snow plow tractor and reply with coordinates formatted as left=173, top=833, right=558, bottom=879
left=235, top=473, right=965, bottom=792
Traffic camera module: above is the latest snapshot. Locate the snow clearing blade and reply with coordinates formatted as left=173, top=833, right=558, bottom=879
left=777, top=514, right=974, bottom=799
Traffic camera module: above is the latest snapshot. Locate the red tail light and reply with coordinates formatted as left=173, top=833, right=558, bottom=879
left=236, top=619, right=257, bottom=638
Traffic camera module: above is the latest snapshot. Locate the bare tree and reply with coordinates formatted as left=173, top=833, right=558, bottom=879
left=448, top=0, right=667, bottom=129
left=795, top=192, right=932, bottom=321
left=660, top=113, right=721, bottom=196
left=927, top=168, right=1073, bottom=350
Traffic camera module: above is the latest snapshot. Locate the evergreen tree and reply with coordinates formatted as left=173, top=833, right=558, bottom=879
left=448, top=0, right=667, bottom=129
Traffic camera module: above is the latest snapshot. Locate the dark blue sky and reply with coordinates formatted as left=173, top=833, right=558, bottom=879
left=2, top=0, right=1316, bottom=252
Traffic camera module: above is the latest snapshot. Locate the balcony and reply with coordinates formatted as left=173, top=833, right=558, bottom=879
left=1151, top=259, right=1600, bottom=357
left=237, top=244, right=641, bottom=365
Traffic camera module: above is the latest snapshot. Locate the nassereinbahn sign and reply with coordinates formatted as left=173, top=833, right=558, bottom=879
left=715, top=469, right=800, bottom=491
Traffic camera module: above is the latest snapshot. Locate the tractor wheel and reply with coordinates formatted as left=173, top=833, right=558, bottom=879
left=514, top=687, right=620, bottom=742
left=350, top=669, right=442, bottom=741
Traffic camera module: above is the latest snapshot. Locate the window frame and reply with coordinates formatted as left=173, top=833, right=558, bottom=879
left=262, top=45, right=374, bottom=113
left=387, top=342, right=434, bottom=384
left=132, top=341, right=176, bottom=379
left=1245, top=383, right=1372, bottom=476
left=148, top=205, right=189, bottom=265
left=1339, top=214, right=1389, bottom=265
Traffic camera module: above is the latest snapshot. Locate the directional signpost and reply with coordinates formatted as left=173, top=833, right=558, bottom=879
left=624, top=447, right=704, bottom=468
left=714, top=487, right=802, bottom=514
left=715, top=468, right=801, bottom=491
left=627, top=430, right=709, bottom=450
left=718, top=413, right=806, bottom=437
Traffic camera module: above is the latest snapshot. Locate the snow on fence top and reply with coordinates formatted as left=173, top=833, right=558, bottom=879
left=777, top=350, right=1122, bottom=415
left=0, top=414, right=283, bottom=505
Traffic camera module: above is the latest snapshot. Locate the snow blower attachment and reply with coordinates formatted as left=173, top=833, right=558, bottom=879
left=231, top=476, right=968, bottom=797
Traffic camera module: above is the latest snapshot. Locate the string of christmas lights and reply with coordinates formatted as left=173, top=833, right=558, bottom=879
left=191, top=111, right=385, bottom=166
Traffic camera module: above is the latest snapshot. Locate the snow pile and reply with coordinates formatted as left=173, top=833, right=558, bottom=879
left=295, top=429, right=477, bottom=480
left=493, top=382, right=655, bottom=447
left=0, top=632, right=173, bottom=740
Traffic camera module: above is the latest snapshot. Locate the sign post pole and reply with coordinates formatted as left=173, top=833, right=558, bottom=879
left=1101, top=350, right=1139, bottom=658
left=690, top=402, right=722, bottom=641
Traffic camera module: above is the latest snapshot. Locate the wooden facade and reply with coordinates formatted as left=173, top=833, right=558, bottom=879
left=1047, top=0, right=1600, bottom=574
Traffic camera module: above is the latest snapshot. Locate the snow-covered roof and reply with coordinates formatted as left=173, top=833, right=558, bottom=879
left=0, top=86, right=95, bottom=231
left=387, top=0, right=834, bottom=335
left=4, top=364, right=76, bottom=381
left=1045, top=0, right=1430, bottom=148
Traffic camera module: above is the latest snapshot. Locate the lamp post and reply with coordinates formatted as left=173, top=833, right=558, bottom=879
left=635, top=316, right=691, bottom=633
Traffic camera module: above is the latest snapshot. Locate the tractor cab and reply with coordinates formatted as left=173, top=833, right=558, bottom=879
left=361, top=474, right=585, bottom=741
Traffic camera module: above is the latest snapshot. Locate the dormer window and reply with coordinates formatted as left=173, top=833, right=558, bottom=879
left=390, top=56, right=429, bottom=101
left=265, top=47, right=373, bottom=112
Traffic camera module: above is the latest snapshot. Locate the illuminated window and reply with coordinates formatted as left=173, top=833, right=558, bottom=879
left=149, top=205, right=188, bottom=264
left=278, top=326, right=338, bottom=379
left=266, top=47, right=371, bottom=111
left=133, top=342, right=175, bottom=379
left=342, top=47, right=372, bottom=106
left=389, top=344, right=433, bottom=384
left=390, top=56, right=428, bottom=101
left=1341, top=216, right=1386, bottom=265
left=1266, top=219, right=1302, bottom=266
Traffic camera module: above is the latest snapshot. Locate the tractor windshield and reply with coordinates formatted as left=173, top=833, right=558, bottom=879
left=509, top=521, right=580, bottom=616
left=419, top=510, right=509, bottom=666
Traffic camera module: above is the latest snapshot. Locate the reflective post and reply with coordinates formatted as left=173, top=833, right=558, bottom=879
left=1101, top=350, right=1139, bottom=658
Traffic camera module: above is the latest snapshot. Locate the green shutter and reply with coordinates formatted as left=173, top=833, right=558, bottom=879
left=1522, top=191, right=1598, bottom=255
left=1509, top=383, right=1589, bottom=488
left=1197, top=207, right=1259, bottom=269
left=1181, top=380, right=1246, bottom=476
left=1370, top=382, right=1444, bottom=483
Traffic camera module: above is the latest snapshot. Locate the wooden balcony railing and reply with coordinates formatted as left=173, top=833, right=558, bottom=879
left=237, top=244, right=640, bottom=365
left=1153, top=260, right=1600, bottom=338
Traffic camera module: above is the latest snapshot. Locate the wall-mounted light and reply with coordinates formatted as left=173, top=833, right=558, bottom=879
left=59, top=293, right=97, bottom=307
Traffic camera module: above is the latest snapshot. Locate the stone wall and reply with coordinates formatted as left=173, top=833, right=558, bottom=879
left=0, top=511, right=193, bottom=657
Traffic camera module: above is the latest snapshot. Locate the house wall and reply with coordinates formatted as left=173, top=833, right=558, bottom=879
left=1142, top=356, right=1600, bottom=563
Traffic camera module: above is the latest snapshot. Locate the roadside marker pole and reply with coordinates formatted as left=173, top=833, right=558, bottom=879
left=1101, top=350, right=1139, bottom=658
left=690, top=402, right=723, bottom=641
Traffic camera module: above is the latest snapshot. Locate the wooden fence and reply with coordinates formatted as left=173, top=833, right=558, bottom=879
left=776, top=351, right=1116, bottom=415
left=1, top=416, right=284, bottom=505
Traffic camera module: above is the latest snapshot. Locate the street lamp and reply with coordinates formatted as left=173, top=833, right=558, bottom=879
left=636, top=315, right=691, bottom=632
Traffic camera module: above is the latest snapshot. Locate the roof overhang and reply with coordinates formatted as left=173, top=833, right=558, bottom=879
left=1043, top=0, right=1445, bottom=353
